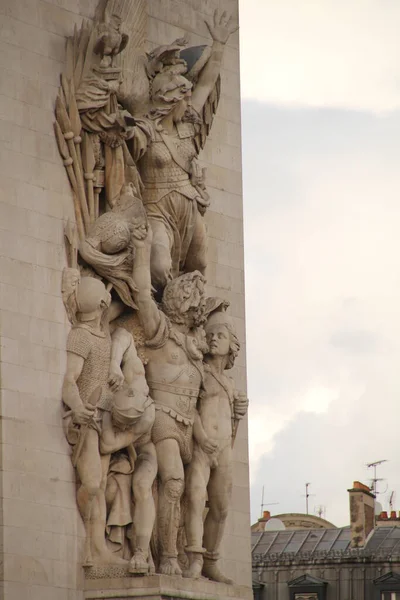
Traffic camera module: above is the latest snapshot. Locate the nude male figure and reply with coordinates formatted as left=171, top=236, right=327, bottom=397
left=184, top=308, right=248, bottom=583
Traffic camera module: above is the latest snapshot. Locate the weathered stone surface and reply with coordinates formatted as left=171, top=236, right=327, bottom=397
left=84, top=574, right=253, bottom=600
left=0, top=0, right=249, bottom=597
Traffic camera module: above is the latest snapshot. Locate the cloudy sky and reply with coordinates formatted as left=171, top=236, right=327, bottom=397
left=239, top=0, right=400, bottom=526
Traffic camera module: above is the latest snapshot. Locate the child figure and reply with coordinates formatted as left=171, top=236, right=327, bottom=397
left=184, top=308, right=248, bottom=583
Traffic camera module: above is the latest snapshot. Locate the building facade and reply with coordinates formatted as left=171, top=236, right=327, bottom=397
left=252, top=483, right=400, bottom=600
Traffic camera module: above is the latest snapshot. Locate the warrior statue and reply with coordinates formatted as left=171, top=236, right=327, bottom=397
left=184, top=307, right=248, bottom=582
left=131, top=230, right=207, bottom=575
left=56, top=0, right=243, bottom=580
left=61, top=273, right=156, bottom=570
left=55, top=3, right=237, bottom=297
left=62, top=275, right=118, bottom=567
left=127, top=11, right=239, bottom=291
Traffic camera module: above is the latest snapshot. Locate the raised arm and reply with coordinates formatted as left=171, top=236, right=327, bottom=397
left=132, top=230, right=161, bottom=340
left=191, top=10, right=238, bottom=115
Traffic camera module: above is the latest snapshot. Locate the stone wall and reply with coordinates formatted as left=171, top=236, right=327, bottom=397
left=0, top=0, right=250, bottom=597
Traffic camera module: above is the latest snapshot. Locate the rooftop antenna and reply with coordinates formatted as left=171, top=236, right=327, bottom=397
left=303, top=482, right=315, bottom=515
left=366, top=459, right=388, bottom=496
left=260, top=485, right=279, bottom=517
left=315, top=505, right=326, bottom=519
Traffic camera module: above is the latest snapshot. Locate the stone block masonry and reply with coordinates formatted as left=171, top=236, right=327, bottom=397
left=0, top=1, right=250, bottom=598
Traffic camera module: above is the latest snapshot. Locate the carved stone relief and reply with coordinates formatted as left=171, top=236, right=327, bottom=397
left=56, top=0, right=247, bottom=583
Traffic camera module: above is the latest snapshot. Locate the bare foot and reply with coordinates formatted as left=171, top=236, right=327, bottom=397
left=159, top=556, right=182, bottom=576
left=129, top=549, right=149, bottom=575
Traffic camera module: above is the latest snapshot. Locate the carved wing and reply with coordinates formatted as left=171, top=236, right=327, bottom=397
left=117, top=0, right=150, bottom=116
left=119, top=32, right=129, bottom=54
left=181, top=46, right=221, bottom=152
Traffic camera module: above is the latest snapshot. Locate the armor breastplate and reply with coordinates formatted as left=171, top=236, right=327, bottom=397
left=149, top=382, right=199, bottom=425
left=139, top=133, right=199, bottom=204
left=140, top=139, right=190, bottom=183
left=146, top=359, right=201, bottom=425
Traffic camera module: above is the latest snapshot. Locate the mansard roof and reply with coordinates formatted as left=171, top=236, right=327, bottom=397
left=252, top=525, right=400, bottom=564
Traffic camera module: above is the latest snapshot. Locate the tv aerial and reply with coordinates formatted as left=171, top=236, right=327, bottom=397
left=366, top=459, right=388, bottom=496
left=315, top=505, right=326, bottom=519
left=302, top=482, right=315, bottom=515
left=260, top=485, right=279, bottom=517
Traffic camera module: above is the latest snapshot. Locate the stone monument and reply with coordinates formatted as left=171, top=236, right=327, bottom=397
left=0, top=1, right=250, bottom=599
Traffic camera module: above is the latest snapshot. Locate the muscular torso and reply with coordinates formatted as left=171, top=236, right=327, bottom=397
left=145, top=337, right=202, bottom=425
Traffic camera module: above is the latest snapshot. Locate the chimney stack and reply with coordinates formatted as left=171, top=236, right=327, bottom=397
left=348, top=481, right=375, bottom=548
left=376, top=510, right=400, bottom=527
left=250, top=510, right=271, bottom=532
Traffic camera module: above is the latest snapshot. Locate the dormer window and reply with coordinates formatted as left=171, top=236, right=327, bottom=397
left=374, top=572, right=400, bottom=600
left=288, top=574, right=327, bottom=600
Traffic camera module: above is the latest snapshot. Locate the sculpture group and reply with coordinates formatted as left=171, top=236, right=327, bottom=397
left=57, top=0, right=247, bottom=583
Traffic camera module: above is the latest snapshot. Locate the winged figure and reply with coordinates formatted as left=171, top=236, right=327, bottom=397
left=54, top=0, right=237, bottom=304
left=54, top=0, right=240, bottom=578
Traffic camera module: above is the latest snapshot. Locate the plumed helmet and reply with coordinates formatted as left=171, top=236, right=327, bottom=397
left=151, top=71, right=192, bottom=106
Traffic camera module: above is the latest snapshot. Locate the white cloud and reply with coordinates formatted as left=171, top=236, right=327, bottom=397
left=299, top=385, right=338, bottom=414
left=239, top=0, right=400, bottom=111
left=242, top=104, right=400, bottom=524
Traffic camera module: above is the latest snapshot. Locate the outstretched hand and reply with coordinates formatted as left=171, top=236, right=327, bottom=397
left=205, top=9, right=238, bottom=45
